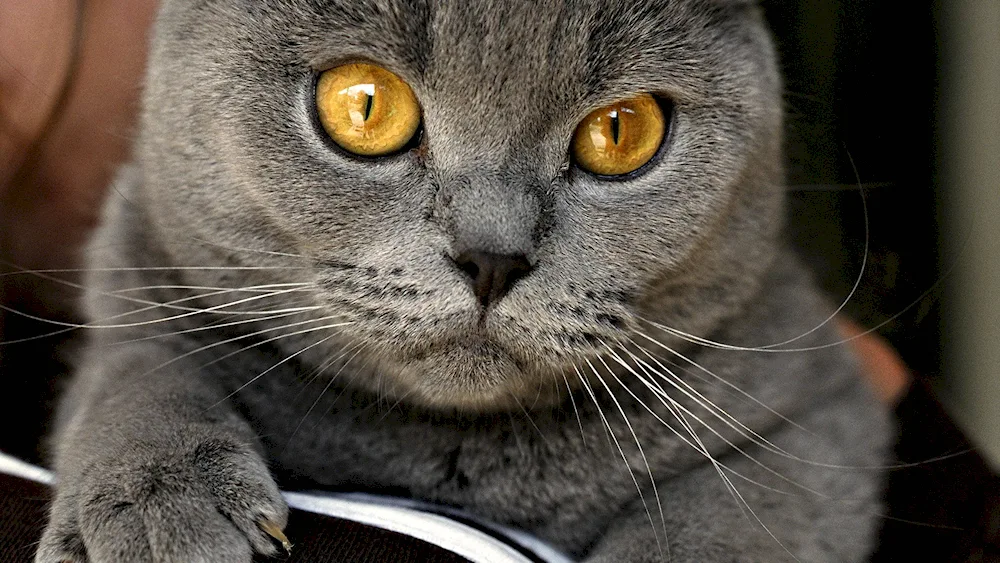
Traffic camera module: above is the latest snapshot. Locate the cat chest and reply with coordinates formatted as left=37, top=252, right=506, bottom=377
left=262, top=403, right=654, bottom=550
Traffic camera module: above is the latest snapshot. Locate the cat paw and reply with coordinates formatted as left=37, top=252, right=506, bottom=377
left=35, top=436, right=289, bottom=563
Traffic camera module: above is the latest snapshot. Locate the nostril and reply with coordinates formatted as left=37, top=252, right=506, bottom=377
left=454, top=251, right=532, bottom=309
left=504, top=261, right=530, bottom=287
left=458, top=259, right=480, bottom=282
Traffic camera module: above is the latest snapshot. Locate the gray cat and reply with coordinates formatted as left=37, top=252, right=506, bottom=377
left=36, top=0, right=891, bottom=561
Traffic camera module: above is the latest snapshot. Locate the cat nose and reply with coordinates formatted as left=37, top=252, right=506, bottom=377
left=454, top=251, right=532, bottom=308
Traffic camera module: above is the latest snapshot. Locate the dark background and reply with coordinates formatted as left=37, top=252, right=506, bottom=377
left=766, top=0, right=944, bottom=382
left=1, top=1, right=997, bottom=561
left=766, top=2, right=999, bottom=560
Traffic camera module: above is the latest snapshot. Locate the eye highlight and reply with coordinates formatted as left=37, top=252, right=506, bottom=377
left=315, top=63, right=421, bottom=157
left=571, top=94, right=666, bottom=177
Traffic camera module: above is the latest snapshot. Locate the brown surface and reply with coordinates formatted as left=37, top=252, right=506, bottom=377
left=0, top=0, right=156, bottom=279
left=0, top=0, right=158, bottom=465
left=839, top=317, right=912, bottom=406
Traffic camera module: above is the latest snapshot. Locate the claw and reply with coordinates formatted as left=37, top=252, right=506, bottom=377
left=259, top=519, right=292, bottom=554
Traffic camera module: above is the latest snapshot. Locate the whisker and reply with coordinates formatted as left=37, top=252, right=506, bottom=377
left=288, top=343, right=365, bottom=437
left=0, top=259, right=316, bottom=320
left=632, top=335, right=972, bottom=472
left=141, top=316, right=352, bottom=378
left=609, top=344, right=829, bottom=499
left=641, top=254, right=948, bottom=352
left=587, top=353, right=668, bottom=559
left=378, top=381, right=421, bottom=423
left=560, top=372, right=587, bottom=448
left=576, top=362, right=664, bottom=558
left=291, top=341, right=363, bottom=401
left=104, top=309, right=310, bottom=347
left=588, top=346, right=766, bottom=494
left=212, top=330, right=343, bottom=408
left=632, top=331, right=912, bottom=468
left=636, top=200, right=961, bottom=356
left=509, top=394, right=552, bottom=449
left=181, top=237, right=307, bottom=260
left=299, top=349, right=375, bottom=442
left=1, top=284, right=319, bottom=345
left=606, top=351, right=803, bottom=562
left=106, top=282, right=311, bottom=294
left=632, top=330, right=818, bottom=436
left=589, top=342, right=826, bottom=506
left=505, top=410, right=528, bottom=459
left=623, top=342, right=924, bottom=543
left=616, top=339, right=801, bottom=458
left=655, top=383, right=754, bottom=524
left=633, top=161, right=870, bottom=354
left=87, top=286, right=320, bottom=326
left=762, top=154, right=872, bottom=349
left=0, top=264, right=312, bottom=278
left=525, top=377, right=547, bottom=411
left=598, top=352, right=727, bottom=471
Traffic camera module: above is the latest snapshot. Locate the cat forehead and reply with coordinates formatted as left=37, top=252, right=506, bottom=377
left=181, top=0, right=759, bottom=99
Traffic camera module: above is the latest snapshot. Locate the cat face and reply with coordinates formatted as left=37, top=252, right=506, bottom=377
left=141, top=0, right=783, bottom=409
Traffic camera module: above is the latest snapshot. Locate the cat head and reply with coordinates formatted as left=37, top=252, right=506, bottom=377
left=139, top=0, right=783, bottom=410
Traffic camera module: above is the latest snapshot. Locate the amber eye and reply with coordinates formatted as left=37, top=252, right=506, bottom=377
left=571, top=94, right=666, bottom=176
left=315, top=63, right=421, bottom=156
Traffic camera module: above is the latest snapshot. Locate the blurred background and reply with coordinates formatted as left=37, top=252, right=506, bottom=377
left=766, top=3, right=1000, bottom=557
left=767, top=0, right=999, bottom=473
left=1, top=0, right=998, bottom=560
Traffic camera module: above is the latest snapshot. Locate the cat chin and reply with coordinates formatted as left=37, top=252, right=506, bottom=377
left=367, top=340, right=564, bottom=412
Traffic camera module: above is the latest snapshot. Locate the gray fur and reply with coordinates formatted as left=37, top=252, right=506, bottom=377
left=37, top=1, right=891, bottom=561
